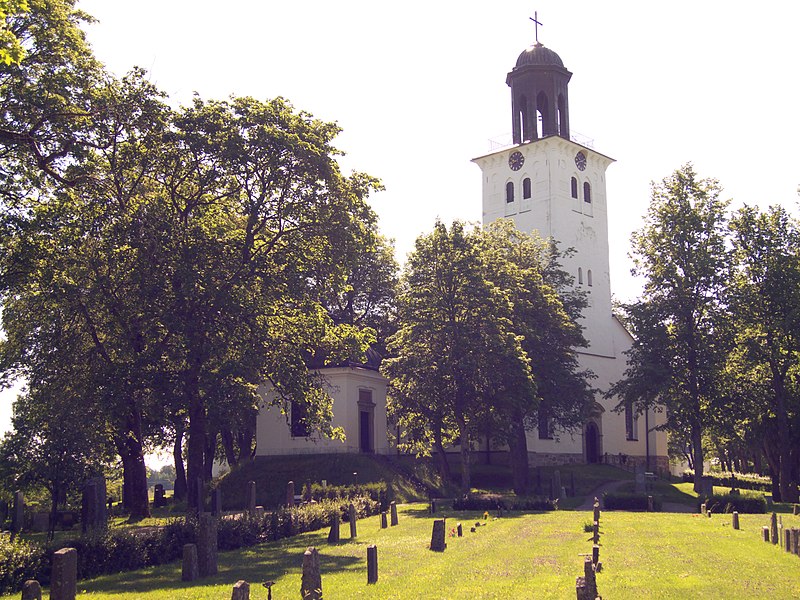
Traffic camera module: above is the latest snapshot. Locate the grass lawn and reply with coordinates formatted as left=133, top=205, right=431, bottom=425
left=29, top=504, right=800, bottom=599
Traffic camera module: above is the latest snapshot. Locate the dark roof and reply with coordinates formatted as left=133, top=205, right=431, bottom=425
left=514, top=43, right=564, bottom=69
left=309, top=346, right=383, bottom=373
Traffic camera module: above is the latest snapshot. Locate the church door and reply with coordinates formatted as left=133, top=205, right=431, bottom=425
left=585, top=422, right=600, bottom=464
left=359, top=410, right=372, bottom=453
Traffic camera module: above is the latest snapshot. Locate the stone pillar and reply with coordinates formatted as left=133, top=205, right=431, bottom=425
left=181, top=544, right=199, bottom=582
left=197, top=513, right=218, bottom=577
left=211, top=488, right=223, bottom=516
left=770, top=512, right=778, bottom=544
left=380, top=512, right=388, bottom=529
left=348, top=503, right=357, bottom=539
left=286, top=481, right=295, bottom=508
left=21, top=580, right=42, bottom=600
left=390, top=501, right=398, bottom=526
left=367, top=544, right=378, bottom=584
left=430, top=518, right=446, bottom=552
left=246, top=481, right=256, bottom=515
left=231, top=580, right=250, bottom=600
left=300, top=546, right=322, bottom=600
left=327, top=511, right=340, bottom=543
left=584, top=555, right=598, bottom=598
left=457, top=523, right=463, bottom=537
left=50, top=548, right=77, bottom=600
left=81, top=477, right=108, bottom=534
left=761, top=526, right=770, bottom=542
left=731, top=512, right=739, bottom=530
left=12, top=490, right=23, bottom=533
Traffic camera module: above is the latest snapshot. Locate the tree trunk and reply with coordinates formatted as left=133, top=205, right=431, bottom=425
left=221, top=428, right=237, bottom=468
left=116, top=408, right=151, bottom=520
left=48, top=483, right=59, bottom=542
left=691, top=425, right=704, bottom=494
left=173, top=428, right=187, bottom=501
left=460, top=438, right=472, bottom=493
left=185, top=368, right=207, bottom=512
left=508, top=419, right=529, bottom=495
left=432, top=426, right=451, bottom=484
left=204, top=429, right=217, bottom=480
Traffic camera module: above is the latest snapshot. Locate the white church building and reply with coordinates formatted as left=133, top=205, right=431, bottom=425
left=256, top=35, right=669, bottom=474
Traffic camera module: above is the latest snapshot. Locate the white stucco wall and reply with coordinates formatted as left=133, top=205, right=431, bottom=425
left=255, top=366, right=390, bottom=456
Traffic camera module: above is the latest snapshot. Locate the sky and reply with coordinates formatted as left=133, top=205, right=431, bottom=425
left=1, top=1, right=799, bottom=442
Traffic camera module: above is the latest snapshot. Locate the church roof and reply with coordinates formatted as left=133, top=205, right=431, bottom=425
left=514, top=43, right=565, bottom=69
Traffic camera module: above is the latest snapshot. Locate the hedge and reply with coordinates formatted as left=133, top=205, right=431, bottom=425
left=0, top=494, right=379, bottom=595
left=603, top=492, right=663, bottom=511
left=452, top=494, right=556, bottom=512
left=681, top=471, right=771, bottom=492
left=699, top=493, right=766, bottom=514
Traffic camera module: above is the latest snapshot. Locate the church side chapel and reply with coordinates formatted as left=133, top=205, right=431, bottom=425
left=256, top=22, right=668, bottom=473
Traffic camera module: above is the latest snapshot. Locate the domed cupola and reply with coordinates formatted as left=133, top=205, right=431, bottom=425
left=507, top=42, right=572, bottom=144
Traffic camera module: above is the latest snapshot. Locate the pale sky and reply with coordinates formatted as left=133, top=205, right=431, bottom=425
left=1, top=1, right=799, bottom=442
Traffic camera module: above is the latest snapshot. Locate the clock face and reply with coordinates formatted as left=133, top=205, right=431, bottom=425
left=575, top=151, right=587, bottom=171
left=508, top=151, right=525, bottom=171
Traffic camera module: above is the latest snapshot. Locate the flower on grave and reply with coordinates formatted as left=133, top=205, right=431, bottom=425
left=449, top=527, right=457, bottom=538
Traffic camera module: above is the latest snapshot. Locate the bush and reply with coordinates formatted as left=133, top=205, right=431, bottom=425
left=603, top=492, right=662, bottom=511
left=452, top=494, right=556, bottom=512
left=0, top=536, right=47, bottom=595
left=700, top=493, right=766, bottom=514
left=681, top=471, right=771, bottom=492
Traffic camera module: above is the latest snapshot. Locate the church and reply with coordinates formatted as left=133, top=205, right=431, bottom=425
left=256, top=33, right=669, bottom=474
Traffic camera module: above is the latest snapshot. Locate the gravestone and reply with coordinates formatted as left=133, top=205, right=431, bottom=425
left=457, top=522, right=463, bottom=537
left=348, top=503, right=357, bottom=538
left=552, top=470, right=562, bottom=501
left=153, top=484, right=165, bottom=508
left=430, top=518, right=446, bottom=552
left=231, top=580, right=250, bottom=600
left=380, top=512, right=388, bottom=529
left=197, top=513, right=218, bottom=576
left=584, top=555, right=598, bottom=598
left=793, top=504, right=799, bottom=516
left=700, top=503, right=707, bottom=516
left=367, top=544, right=378, bottom=584
left=50, top=548, right=77, bottom=600
left=390, top=501, right=398, bottom=526
left=30, top=512, right=49, bottom=532
left=327, top=511, right=340, bottom=543
left=211, top=488, right=223, bottom=516
left=770, top=512, right=778, bottom=544
left=182, top=544, right=199, bottom=582
left=246, top=481, right=256, bottom=515
left=635, top=464, right=646, bottom=494
left=647, top=495, right=654, bottom=512
left=301, top=546, right=322, bottom=600
left=784, top=529, right=792, bottom=553
left=11, top=490, right=23, bottom=533
left=762, top=526, right=770, bottom=542
left=81, top=477, right=107, bottom=534
left=21, top=580, right=42, bottom=600
left=731, top=512, right=739, bottom=530
left=286, top=481, right=295, bottom=508
left=592, top=544, right=600, bottom=567
left=592, top=498, right=600, bottom=524
left=699, top=476, right=714, bottom=498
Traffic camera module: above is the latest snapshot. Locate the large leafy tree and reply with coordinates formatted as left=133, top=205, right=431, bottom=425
left=384, top=221, right=534, bottom=492
left=727, top=204, right=800, bottom=501
left=612, top=164, right=731, bottom=492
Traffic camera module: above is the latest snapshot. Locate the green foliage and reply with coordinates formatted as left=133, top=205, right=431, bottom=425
left=602, top=492, right=663, bottom=511
left=701, top=493, right=766, bottom=514
left=0, top=535, right=45, bottom=596
left=452, top=494, right=556, bottom=512
left=681, top=470, right=771, bottom=492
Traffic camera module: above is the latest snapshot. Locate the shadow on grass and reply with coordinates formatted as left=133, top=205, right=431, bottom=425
left=83, top=530, right=361, bottom=596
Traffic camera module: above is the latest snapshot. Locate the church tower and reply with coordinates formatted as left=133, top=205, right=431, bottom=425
left=473, top=41, right=615, bottom=357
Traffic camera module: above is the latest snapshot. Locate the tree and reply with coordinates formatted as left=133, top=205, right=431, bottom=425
left=0, top=0, right=29, bottom=65
left=728, top=204, right=800, bottom=502
left=384, top=221, right=533, bottom=492
left=614, top=164, right=731, bottom=492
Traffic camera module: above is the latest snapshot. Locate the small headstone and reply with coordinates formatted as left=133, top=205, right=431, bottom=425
left=647, top=495, right=654, bottom=512
left=322, top=479, right=327, bottom=488
left=246, top=481, right=256, bottom=514
left=430, top=518, right=446, bottom=552
left=700, top=503, right=706, bottom=516
left=591, top=544, right=600, bottom=567
left=380, top=512, right=388, bottom=529
left=770, top=512, right=778, bottom=544
left=348, top=503, right=357, bottom=538
left=286, top=481, right=295, bottom=508
left=731, top=512, right=739, bottom=530
left=784, top=529, right=792, bottom=553
left=211, top=488, right=223, bottom=516
left=793, top=504, right=799, bottom=516
left=50, top=548, right=77, bottom=600
left=12, top=490, right=23, bottom=533
left=182, top=544, right=199, bottom=582
left=390, top=501, right=398, bottom=526
left=153, top=484, right=165, bottom=508
left=457, top=523, right=463, bottom=537
left=327, top=511, right=340, bottom=543
left=584, top=555, right=598, bottom=598
left=552, top=470, right=562, bottom=501
left=231, top=580, right=250, bottom=600
left=300, top=546, right=322, bottom=600
left=762, top=526, right=770, bottom=543
left=367, top=544, right=378, bottom=584
left=430, top=498, right=436, bottom=514
left=792, top=528, right=800, bottom=555
left=197, top=513, right=218, bottom=576
left=700, top=476, right=714, bottom=498
left=21, top=580, right=42, bottom=600
left=592, top=498, right=600, bottom=524
left=81, top=476, right=108, bottom=534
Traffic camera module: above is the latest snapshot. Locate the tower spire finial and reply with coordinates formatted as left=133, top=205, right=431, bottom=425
left=530, top=11, right=543, bottom=45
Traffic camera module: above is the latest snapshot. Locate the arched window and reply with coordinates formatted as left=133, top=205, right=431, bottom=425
left=506, top=182, right=514, bottom=203
left=584, top=182, right=592, bottom=203
left=523, top=178, right=531, bottom=199
left=587, top=269, right=593, bottom=287
left=571, top=177, right=578, bottom=199
left=578, top=267, right=583, bottom=285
